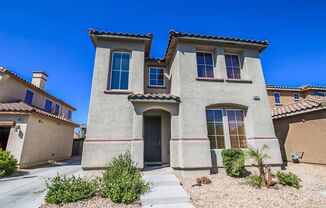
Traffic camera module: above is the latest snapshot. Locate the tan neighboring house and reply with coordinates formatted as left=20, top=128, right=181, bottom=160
left=0, top=67, right=79, bottom=168
left=267, top=84, right=326, bottom=107
left=267, top=85, right=326, bottom=164
left=82, top=29, right=283, bottom=176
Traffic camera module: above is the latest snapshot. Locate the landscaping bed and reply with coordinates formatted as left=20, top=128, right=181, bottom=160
left=40, top=197, right=141, bottom=208
left=180, top=163, right=326, bottom=208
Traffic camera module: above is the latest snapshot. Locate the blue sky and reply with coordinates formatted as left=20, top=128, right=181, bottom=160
left=1, top=0, right=325, bottom=124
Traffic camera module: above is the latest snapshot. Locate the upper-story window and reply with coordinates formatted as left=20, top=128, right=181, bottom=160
left=314, top=91, right=326, bottom=96
left=24, top=90, right=34, bottom=105
left=225, top=54, right=241, bottom=79
left=196, top=52, right=214, bottom=78
left=273, top=92, right=282, bottom=105
left=149, top=67, right=165, bottom=87
left=67, top=110, right=72, bottom=120
left=293, top=93, right=300, bottom=102
left=44, top=99, right=53, bottom=113
left=110, top=51, right=130, bottom=90
left=54, top=104, right=61, bottom=115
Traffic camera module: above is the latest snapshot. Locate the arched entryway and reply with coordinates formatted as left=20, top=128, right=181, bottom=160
left=143, top=109, right=171, bottom=165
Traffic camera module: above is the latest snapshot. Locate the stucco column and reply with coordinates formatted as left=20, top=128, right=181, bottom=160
left=131, top=110, right=144, bottom=168
left=215, top=47, right=226, bottom=79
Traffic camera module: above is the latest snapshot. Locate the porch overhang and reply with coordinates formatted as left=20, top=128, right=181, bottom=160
left=0, top=121, right=16, bottom=127
left=128, top=93, right=180, bottom=103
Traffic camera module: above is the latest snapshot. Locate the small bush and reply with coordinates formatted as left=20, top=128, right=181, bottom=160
left=45, top=175, right=98, bottom=204
left=101, top=152, right=149, bottom=203
left=0, top=149, right=17, bottom=177
left=197, top=176, right=212, bottom=185
left=221, top=149, right=245, bottom=177
left=246, top=175, right=265, bottom=188
left=276, top=172, right=301, bottom=189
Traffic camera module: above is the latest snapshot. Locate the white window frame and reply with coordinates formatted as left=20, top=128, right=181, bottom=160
left=226, top=109, right=247, bottom=149
left=196, top=51, right=214, bottom=78
left=148, top=67, right=165, bottom=87
left=109, top=51, right=131, bottom=90
left=224, top=53, right=242, bottom=79
left=293, top=93, right=300, bottom=102
left=206, top=108, right=247, bottom=150
left=206, top=108, right=226, bottom=149
left=273, top=92, right=282, bottom=105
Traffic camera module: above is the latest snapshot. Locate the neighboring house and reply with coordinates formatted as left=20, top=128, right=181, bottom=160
left=267, top=84, right=326, bottom=107
left=0, top=67, right=79, bottom=168
left=82, top=29, right=283, bottom=176
left=272, top=95, right=326, bottom=164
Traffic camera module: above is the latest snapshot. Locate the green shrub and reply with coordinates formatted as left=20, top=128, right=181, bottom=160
left=221, top=149, right=245, bottom=177
left=0, top=149, right=17, bottom=177
left=246, top=175, right=264, bottom=188
left=45, top=175, right=98, bottom=204
left=276, top=172, right=301, bottom=189
left=101, top=152, right=149, bottom=203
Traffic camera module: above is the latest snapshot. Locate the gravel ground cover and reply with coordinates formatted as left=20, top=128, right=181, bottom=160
left=41, top=197, right=141, bottom=208
left=180, top=163, right=326, bottom=208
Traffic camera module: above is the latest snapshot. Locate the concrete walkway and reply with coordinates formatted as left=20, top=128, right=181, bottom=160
left=0, top=156, right=82, bottom=208
left=141, top=166, right=194, bottom=208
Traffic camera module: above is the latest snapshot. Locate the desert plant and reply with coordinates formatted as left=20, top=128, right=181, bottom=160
left=0, top=149, right=17, bottom=177
left=101, top=152, right=149, bottom=203
left=246, top=174, right=265, bottom=188
left=221, top=148, right=245, bottom=177
left=276, top=172, right=301, bottom=189
left=44, top=175, right=99, bottom=204
left=245, top=145, right=271, bottom=185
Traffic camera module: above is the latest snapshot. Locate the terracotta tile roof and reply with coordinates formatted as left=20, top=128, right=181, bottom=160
left=266, top=84, right=326, bottom=92
left=88, top=28, right=153, bottom=39
left=169, top=30, right=268, bottom=45
left=128, top=93, right=180, bottom=102
left=0, top=101, right=79, bottom=126
left=272, top=95, right=326, bottom=118
left=0, top=67, right=76, bottom=110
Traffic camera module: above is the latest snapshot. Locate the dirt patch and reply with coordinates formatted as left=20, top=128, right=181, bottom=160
left=180, top=163, right=326, bottom=208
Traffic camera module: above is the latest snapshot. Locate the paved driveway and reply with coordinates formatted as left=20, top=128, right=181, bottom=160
left=0, top=156, right=82, bottom=208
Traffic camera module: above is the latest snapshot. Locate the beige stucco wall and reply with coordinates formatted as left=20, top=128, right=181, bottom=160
left=273, top=110, right=326, bottom=164
left=0, top=71, right=74, bottom=119
left=19, top=114, right=74, bottom=168
left=0, top=114, right=29, bottom=163
left=267, top=90, right=302, bottom=108
left=83, top=37, right=283, bottom=175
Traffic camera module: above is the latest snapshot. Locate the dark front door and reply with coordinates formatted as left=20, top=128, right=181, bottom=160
left=144, top=116, right=161, bottom=163
left=0, top=127, right=10, bottom=150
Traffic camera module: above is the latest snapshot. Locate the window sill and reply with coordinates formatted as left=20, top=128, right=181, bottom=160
left=275, top=103, right=283, bottom=106
left=225, top=79, right=253, bottom=84
left=147, top=86, right=167, bottom=89
left=104, top=90, right=133, bottom=94
left=196, top=77, right=224, bottom=82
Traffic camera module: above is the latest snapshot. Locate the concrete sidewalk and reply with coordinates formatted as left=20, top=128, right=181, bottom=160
left=141, top=166, right=194, bottom=208
left=0, top=156, right=82, bottom=208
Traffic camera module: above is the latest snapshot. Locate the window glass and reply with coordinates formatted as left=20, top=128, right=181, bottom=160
left=274, top=92, right=282, bottom=104
left=110, top=52, right=130, bottom=90
left=196, top=52, right=214, bottom=78
left=225, top=54, right=241, bottom=79
left=44, top=99, right=53, bottom=113
left=54, top=104, right=60, bottom=115
left=314, top=91, right=326, bottom=96
left=227, top=109, right=247, bottom=148
left=24, top=90, right=34, bottom=105
left=206, top=109, right=225, bottom=149
left=149, top=68, right=165, bottom=87
left=67, top=110, right=72, bottom=120
left=293, top=93, right=300, bottom=101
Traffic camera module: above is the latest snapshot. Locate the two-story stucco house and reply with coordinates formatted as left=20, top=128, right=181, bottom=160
left=82, top=29, right=283, bottom=176
left=0, top=67, right=79, bottom=168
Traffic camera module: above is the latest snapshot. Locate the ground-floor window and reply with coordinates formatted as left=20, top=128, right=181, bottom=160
left=206, top=108, right=247, bottom=149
